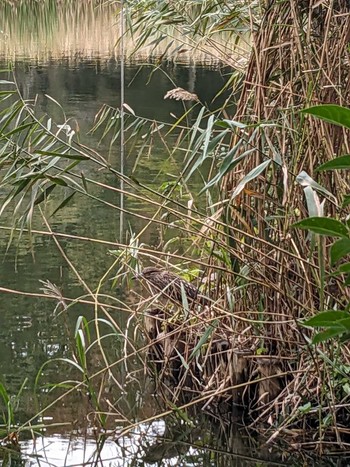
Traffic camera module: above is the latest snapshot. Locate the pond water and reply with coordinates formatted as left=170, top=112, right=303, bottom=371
left=0, top=3, right=344, bottom=466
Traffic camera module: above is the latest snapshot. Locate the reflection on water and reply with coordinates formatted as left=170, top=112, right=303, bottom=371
left=0, top=2, right=118, bottom=63
left=22, top=422, right=167, bottom=467
left=19, top=416, right=285, bottom=467
left=13, top=413, right=349, bottom=467
left=0, top=1, right=249, bottom=65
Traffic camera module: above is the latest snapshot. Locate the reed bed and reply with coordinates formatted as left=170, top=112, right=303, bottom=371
left=0, top=0, right=250, bottom=65
left=152, top=0, right=350, bottom=444
left=1, top=0, right=350, bottom=456
left=107, top=0, right=350, bottom=448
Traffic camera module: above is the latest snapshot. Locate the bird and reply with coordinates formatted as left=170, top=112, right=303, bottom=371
left=133, top=267, right=209, bottom=307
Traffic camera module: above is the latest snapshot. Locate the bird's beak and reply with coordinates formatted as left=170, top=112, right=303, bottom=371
left=132, top=272, right=141, bottom=280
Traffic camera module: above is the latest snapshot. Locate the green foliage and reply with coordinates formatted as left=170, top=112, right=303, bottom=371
left=124, top=0, right=252, bottom=62
left=0, top=379, right=27, bottom=436
left=331, top=239, right=350, bottom=265
left=296, top=105, right=350, bottom=343
left=301, top=104, right=350, bottom=130
left=316, top=155, right=350, bottom=171
left=230, top=159, right=271, bottom=199
left=293, top=217, right=348, bottom=238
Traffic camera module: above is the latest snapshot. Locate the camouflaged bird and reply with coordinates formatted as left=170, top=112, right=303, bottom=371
left=133, top=267, right=209, bottom=307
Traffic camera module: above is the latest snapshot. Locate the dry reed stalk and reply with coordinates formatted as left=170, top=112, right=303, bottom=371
left=138, top=0, right=350, bottom=442
left=212, top=0, right=350, bottom=435
left=141, top=301, right=252, bottom=405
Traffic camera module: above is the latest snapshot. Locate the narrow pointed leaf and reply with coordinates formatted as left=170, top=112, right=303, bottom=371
left=296, top=170, right=337, bottom=202
left=303, top=310, right=349, bottom=327
left=292, top=217, right=348, bottom=238
left=313, top=328, right=345, bottom=344
left=34, top=184, right=56, bottom=205
left=206, top=128, right=229, bottom=153
left=189, top=320, right=218, bottom=360
left=50, top=192, right=76, bottom=217
left=45, top=176, right=68, bottom=186
left=316, top=155, right=350, bottom=171
left=231, top=159, right=271, bottom=199
left=200, top=142, right=247, bottom=192
left=338, top=262, right=350, bottom=273
left=36, top=150, right=89, bottom=160
left=81, top=172, right=88, bottom=193
left=302, top=105, right=350, bottom=130
left=216, top=119, right=247, bottom=130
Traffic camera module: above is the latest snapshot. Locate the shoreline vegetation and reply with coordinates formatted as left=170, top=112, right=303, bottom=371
left=0, top=0, right=250, bottom=65
left=0, top=0, right=350, bottom=462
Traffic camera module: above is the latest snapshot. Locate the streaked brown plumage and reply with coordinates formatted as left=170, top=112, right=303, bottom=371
left=134, top=267, right=209, bottom=306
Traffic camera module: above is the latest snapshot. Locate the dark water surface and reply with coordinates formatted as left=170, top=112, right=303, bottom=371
left=0, top=44, right=259, bottom=467
left=0, top=5, right=343, bottom=467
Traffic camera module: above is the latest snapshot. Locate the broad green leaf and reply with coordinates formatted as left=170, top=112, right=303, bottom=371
left=231, top=159, right=271, bottom=199
left=302, top=105, right=350, bottom=130
left=338, top=262, right=350, bottom=273
left=338, top=317, right=350, bottom=331
left=292, top=217, right=348, bottom=238
left=313, top=328, right=345, bottom=344
left=317, top=155, right=350, bottom=171
left=303, top=310, right=349, bottom=327
left=331, top=238, right=350, bottom=264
